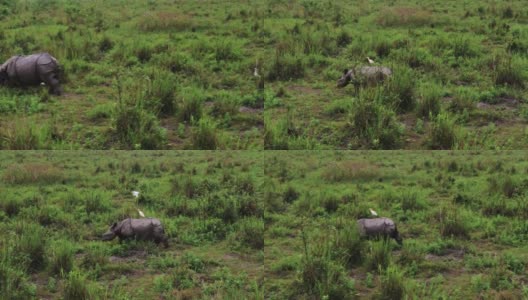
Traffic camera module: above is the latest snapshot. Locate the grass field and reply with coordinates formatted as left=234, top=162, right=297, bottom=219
left=0, top=151, right=263, bottom=299
left=264, top=0, right=528, bottom=150
left=0, top=0, right=265, bottom=150
left=264, top=151, right=528, bottom=299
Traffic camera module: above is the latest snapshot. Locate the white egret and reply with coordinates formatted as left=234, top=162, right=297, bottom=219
left=137, top=208, right=145, bottom=218
left=369, top=208, right=378, bottom=216
left=132, top=191, right=139, bottom=198
left=367, top=57, right=375, bottom=64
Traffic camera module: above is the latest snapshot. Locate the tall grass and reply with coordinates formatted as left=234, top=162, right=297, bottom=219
left=494, top=57, right=525, bottom=88
left=296, top=232, right=355, bottom=299
left=347, top=91, right=403, bottom=149
left=333, top=222, right=364, bottom=267
left=14, top=223, right=46, bottom=271
left=48, top=240, right=75, bottom=276
left=386, top=66, right=416, bottom=112
left=191, top=117, right=219, bottom=150
left=0, top=244, right=36, bottom=300
left=416, top=83, right=442, bottom=119
left=378, top=264, right=405, bottom=300
left=0, top=120, right=50, bottom=150
left=428, top=112, right=458, bottom=150
left=366, top=240, right=392, bottom=272
left=63, top=270, right=96, bottom=300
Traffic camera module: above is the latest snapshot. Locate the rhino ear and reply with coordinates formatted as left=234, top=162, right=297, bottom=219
left=111, top=222, right=117, bottom=229
left=343, top=69, right=349, bottom=75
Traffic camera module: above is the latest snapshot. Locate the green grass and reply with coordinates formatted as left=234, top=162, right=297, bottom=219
left=265, top=0, right=528, bottom=149
left=0, top=0, right=263, bottom=149
left=0, top=151, right=263, bottom=299
left=264, top=151, right=528, bottom=299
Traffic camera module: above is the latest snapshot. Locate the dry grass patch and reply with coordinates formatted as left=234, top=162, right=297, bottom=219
left=377, top=7, right=432, bottom=27
left=137, top=12, right=194, bottom=32
left=321, top=161, right=380, bottom=182
left=3, top=163, right=64, bottom=184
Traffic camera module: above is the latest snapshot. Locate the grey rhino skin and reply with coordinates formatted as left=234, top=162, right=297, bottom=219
left=357, top=217, right=402, bottom=245
left=102, top=218, right=169, bottom=247
left=337, top=66, right=392, bottom=89
left=0, top=52, right=63, bottom=95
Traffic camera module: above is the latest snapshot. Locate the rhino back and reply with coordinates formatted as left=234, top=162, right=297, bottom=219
left=358, top=218, right=395, bottom=235
left=10, top=53, right=57, bottom=84
left=10, top=54, right=41, bottom=84
left=358, top=66, right=392, bottom=78
left=129, top=218, right=163, bottom=240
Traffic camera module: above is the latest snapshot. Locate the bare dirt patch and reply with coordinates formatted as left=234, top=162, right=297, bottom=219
left=425, top=249, right=465, bottom=261
left=239, top=106, right=263, bottom=114
left=109, top=250, right=148, bottom=263
left=288, top=85, right=323, bottom=96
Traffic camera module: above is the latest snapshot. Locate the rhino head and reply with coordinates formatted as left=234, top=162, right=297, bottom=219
left=102, top=222, right=118, bottom=241
left=337, top=69, right=355, bottom=88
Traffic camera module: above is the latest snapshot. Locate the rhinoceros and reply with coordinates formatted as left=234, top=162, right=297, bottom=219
left=0, top=52, right=63, bottom=95
left=102, top=218, right=169, bottom=247
left=357, top=217, right=402, bottom=245
left=337, top=66, right=392, bottom=89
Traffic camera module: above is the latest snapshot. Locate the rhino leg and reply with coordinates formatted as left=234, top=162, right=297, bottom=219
left=42, top=72, right=62, bottom=95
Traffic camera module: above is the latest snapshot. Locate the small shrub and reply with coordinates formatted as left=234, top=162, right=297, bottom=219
left=487, top=175, right=519, bottom=198
left=416, top=83, right=442, bottom=119
left=213, top=40, right=240, bottom=62
left=347, top=92, right=402, bottom=149
left=178, top=96, right=203, bottom=122
left=428, top=112, right=458, bottom=150
left=267, top=52, right=305, bottom=81
left=234, top=218, right=264, bottom=250
left=113, top=103, right=167, bottom=149
left=84, top=192, right=110, bottom=215
left=87, top=103, right=114, bottom=121
left=191, top=117, right=219, bottom=150
left=438, top=206, right=469, bottom=239
left=146, top=74, right=177, bottom=116
left=264, top=116, right=289, bottom=150
left=333, top=224, right=363, bottom=267
left=0, top=198, right=22, bottom=217
left=452, top=38, right=478, bottom=58
left=336, top=30, right=352, bottom=47
left=63, top=270, right=92, bottom=300
left=494, top=58, right=525, bottom=88
left=399, top=191, right=425, bottom=212
left=448, top=89, right=475, bottom=114
left=0, top=246, right=36, bottom=299
left=378, top=264, right=405, bottom=300
left=366, top=240, right=392, bottom=272
left=153, top=274, right=173, bottom=293
left=81, top=243, right=107, bottom=269
left=98, top=36, right=113, bottom=53
left=386, top=67, right=416, bottom=112
left=48, top=240, right=74, bottom=276
left=297, top=239, right=355, bottom=298
left=14, top=223, right=46, bottom=271
left=283, top=186, right=299, bottom=203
